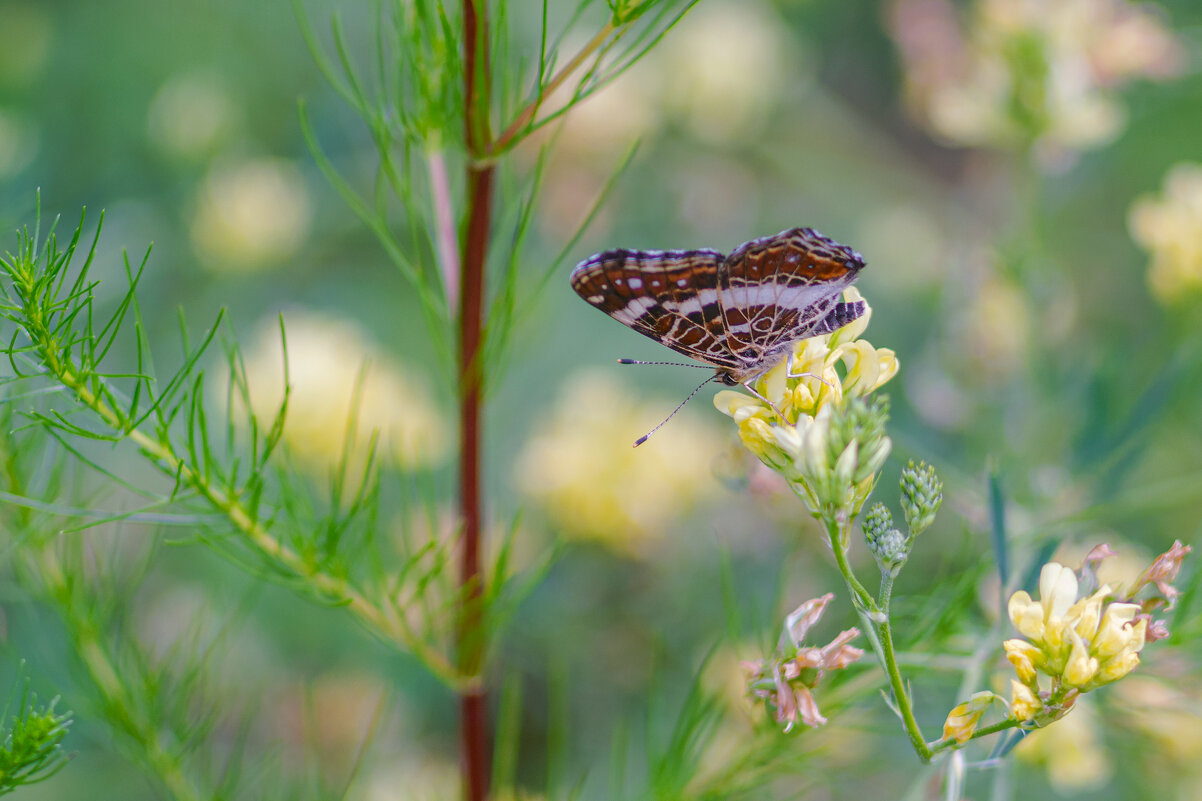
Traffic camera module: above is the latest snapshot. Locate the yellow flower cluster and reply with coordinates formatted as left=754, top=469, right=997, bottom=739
left=713, top=289, right=898, bottom=500
left=1005, top=562, right=1146, bottom=724
left=1129, top=162, right=1202, bottom=303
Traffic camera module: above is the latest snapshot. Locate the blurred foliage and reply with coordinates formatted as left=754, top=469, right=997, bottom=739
left=0, top=0, right=1200, bottom=799
left=0, top=671, right=71, bottom=795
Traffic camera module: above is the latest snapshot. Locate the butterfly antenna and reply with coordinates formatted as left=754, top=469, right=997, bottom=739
left=618, top=358, right=711, bottom=369
left=633, top=375, right=717, bottom=447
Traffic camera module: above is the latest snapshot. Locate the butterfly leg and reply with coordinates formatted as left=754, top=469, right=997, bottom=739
left=741, top=381, right=790, bottom=422
left=784, top=350, right=834, bottom=389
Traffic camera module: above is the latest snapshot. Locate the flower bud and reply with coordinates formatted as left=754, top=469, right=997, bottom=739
left=876, top=529, right=909, bottom=573
left=790, top=396, right=892, bottom=518
left=862, top=503, right=910, bottom=573
left=942, top=691, right=997, bottom=745
left=899, top=460, right=942, bottom=536
left=862, top=503, right=893, bottom=543
left=1003, top=639, right=1042, bottom=685
left=1010, top=679, right=1043, bottom=723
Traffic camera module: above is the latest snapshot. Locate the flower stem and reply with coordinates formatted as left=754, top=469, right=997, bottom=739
left=878, top=615, right=935, bottom=762
left=825, top=515, right=933, bottom=762
left=824, top=517, right=876, bottom=613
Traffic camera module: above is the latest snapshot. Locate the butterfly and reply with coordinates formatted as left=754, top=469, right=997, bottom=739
left=570, top=227, right=867, bottom=392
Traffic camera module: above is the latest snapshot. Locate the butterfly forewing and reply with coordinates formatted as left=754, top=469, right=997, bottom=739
left=570, top=248, right=742, bottom=368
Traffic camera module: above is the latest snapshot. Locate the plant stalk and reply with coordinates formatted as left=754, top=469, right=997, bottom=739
left=460, top=1, right=494, bottom=799
left=826, top=516, right=933, bottom=761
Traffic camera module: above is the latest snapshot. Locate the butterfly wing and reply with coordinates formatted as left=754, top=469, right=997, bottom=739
left=718, top=228, right=866, bottom=376
left=570, top=248, right=742, bottom=369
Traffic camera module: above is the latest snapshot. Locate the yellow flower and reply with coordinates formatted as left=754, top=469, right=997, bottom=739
left=1129, top=163, right=1202, bottom=303
left=1006, top=561, right=1079, bottom=648
left=714, top=289, right=897, bottom=428
left=942, top=691, right=999, bottom=744
left=1003, top=639, right=1043, bottom=684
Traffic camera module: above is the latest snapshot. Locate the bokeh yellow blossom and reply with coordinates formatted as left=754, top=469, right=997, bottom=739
left=516, top=370, right=722, bottom=554
left=887, top=0, right=1183, bottom=163
left=190, top=157, right=312, bottom=271
left=657, top=1, right=792, bottom=145
left=1114, top=674, right=1202, bottom=770
left=148, top=71, right=238, bottom=160
left=235, top=310, right=450, bottom=472
left=1129, top=163, right=1202, bottom=303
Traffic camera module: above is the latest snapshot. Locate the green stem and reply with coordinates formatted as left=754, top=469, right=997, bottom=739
left=878, top=615, right=934, bottom=762
left=823, top=517, right=876, bottom=613
left=878, top=569, right=896, bottom=613
left=824, top=514, right=932, bottom=762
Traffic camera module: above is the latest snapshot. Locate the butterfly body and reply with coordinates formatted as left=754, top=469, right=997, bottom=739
left=570, top=227, right=867, bottom=386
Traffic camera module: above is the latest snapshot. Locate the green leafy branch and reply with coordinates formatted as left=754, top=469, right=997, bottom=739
left=0, top=207, right=530, bottom=690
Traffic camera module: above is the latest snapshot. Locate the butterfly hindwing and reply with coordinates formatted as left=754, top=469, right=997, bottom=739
left=719, top=228, right=865, bottom=363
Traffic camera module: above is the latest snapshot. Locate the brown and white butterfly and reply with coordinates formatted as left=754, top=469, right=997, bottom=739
left=571, top=227, right=867, bottom=443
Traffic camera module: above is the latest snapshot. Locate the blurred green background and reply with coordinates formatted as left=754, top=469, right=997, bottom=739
left=2, top=0, right=1201, bottom=798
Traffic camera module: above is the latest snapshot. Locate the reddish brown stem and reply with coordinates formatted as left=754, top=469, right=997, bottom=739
left=460, top=2, right=493, bottom=801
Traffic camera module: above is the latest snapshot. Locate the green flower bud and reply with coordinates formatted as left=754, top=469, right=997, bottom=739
left=791, top=396, right=892, bottom=519
left=875, top=528, right=910, bottom=572
left=899, top=460, right=942, bottom=536
left=862, top=502, right=894, bottom=544
left=863, top=502, right=909, bottom=573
